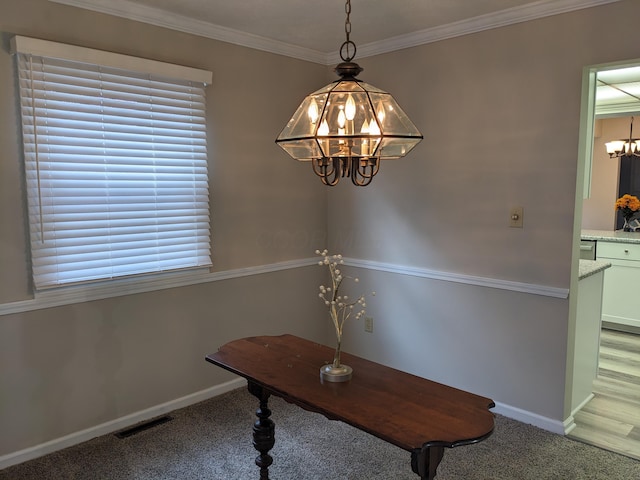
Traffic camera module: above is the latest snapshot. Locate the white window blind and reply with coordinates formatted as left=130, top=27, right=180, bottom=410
left=13, top=37, right=213, bottom=290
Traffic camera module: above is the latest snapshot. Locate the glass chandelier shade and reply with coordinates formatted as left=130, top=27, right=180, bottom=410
left=276, top=73, right=422, bottom=186
left=605, top=116, right=640, bottom=158
left=275, top=0, right=422, bottom=186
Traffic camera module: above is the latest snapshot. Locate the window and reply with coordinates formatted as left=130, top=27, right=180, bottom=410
left=12, top=36, right=213, bottom=290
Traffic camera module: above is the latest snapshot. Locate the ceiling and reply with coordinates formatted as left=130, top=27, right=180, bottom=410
left=596, top=67, right=640, bottom=118
left=51, top=0, right=621, bottom=64
left=49, top=0, right=636, bottom=115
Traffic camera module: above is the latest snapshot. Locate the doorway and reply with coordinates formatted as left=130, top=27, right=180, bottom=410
left=569, top=61, right=640, bottom=460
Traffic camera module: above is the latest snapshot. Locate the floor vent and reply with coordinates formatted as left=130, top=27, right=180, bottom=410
left=115, top=415, right=172, bottom=439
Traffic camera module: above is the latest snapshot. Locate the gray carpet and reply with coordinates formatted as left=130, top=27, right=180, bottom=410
left=1, top=387, right=639, bottom=479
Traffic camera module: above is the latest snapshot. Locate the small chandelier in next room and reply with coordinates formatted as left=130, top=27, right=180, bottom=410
left=605, top=116, right=640, bottom=159
left=275, top=0, right=423, bottom=186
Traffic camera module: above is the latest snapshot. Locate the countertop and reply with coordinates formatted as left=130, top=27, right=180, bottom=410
left=578, top=259, right=611, bottom=280
left=581, top=229, right=640, bottom=244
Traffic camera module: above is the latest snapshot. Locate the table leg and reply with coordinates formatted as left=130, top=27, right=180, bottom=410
left=247, top=381, right=275, bottom=480
left=411, top=445, right=445, bottom=480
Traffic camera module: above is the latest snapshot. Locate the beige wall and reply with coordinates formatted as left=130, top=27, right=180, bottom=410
left=331, top=0, right=640, bottom=423
left=0, top=0, right=330, bottom=459
left=0, top=269, right=328, bottom=456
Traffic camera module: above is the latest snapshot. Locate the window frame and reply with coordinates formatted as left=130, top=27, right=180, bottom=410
left=11, top=36, right=214, bottom=292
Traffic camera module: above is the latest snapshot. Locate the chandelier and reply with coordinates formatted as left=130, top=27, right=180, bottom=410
left=605, top=116, right=640, bottom=158
left=275, top=0, right=423, bottom=186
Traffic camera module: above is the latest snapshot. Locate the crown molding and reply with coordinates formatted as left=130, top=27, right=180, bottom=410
left=48, top=0, right=330, bottom=64
left=348, top=0, right=622, bottom=63
left=595, top=101, right=640, bottom=118
left=50, top=0, right=621, bottom=65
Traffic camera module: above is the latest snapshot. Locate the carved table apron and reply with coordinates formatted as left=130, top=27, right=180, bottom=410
left=206, top=334, right=495, bottom=480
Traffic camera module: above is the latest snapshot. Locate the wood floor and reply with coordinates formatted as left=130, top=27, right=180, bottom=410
left=569, top=329, right=640, bottom=461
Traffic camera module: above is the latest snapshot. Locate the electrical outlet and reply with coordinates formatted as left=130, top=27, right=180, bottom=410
left=509, top=206, right=524, bottom=228
left=364, top=316, right=373, bottom=333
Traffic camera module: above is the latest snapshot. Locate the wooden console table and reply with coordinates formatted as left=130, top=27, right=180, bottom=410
left=206, top=335, right=494, bottom=480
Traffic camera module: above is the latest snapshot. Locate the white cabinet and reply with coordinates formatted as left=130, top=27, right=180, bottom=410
left=597, top=241, right=640, bottom=330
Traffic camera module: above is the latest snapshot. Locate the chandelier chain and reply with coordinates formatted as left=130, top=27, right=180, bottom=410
left=340, top=0, right=356, bottom=62
left=345, top=0, right=351, bottom=43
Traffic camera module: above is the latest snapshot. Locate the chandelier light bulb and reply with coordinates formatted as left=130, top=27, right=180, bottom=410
left=369, top=119, right=381, bottom=136
left=345, top=94, right=356, bottom=121
left=338, top=108, right=346, bottom=129
left=376, top=102, right=385, bottom=124
left=308, top=99, right=319, bottom=124
left=318, top=119, right=329, bottom=136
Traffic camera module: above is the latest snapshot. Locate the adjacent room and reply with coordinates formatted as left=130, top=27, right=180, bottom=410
left=1, top=0, right=639, bottom=478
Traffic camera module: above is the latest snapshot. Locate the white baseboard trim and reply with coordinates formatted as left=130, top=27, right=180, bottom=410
left=0, top=377, right=246, bottom=470
left=493, top=401, right=567, bottom=435
left=563, top=393, right=595, bottom=435
left=571, top=393, right=595, bottom=419
left=564, top=416, right=577, bottom=435
left=2, top=380, right=573, bottom=470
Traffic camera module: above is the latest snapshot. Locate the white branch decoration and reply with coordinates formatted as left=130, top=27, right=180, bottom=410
left=316, top=249, right=375, bottom=369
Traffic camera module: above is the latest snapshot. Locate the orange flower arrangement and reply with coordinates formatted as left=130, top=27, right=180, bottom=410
left=615, top=194, right=640, bottom=220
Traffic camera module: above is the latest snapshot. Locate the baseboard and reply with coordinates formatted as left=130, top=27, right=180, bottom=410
left=2, top=380, right=574, bottom=470
left=0, top=377, right=246, bottom=470
left=492, top=401, right=567, bottom=435
left=602, top=320, right=640, bottom=335
left=571, top=393, right=595, bottom=419
left=563, top=393, right=595, bottom=435
left=563, top=416, right=577, bottom=435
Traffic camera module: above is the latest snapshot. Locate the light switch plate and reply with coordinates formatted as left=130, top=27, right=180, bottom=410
left=509, top=206, right=524, bottom=228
